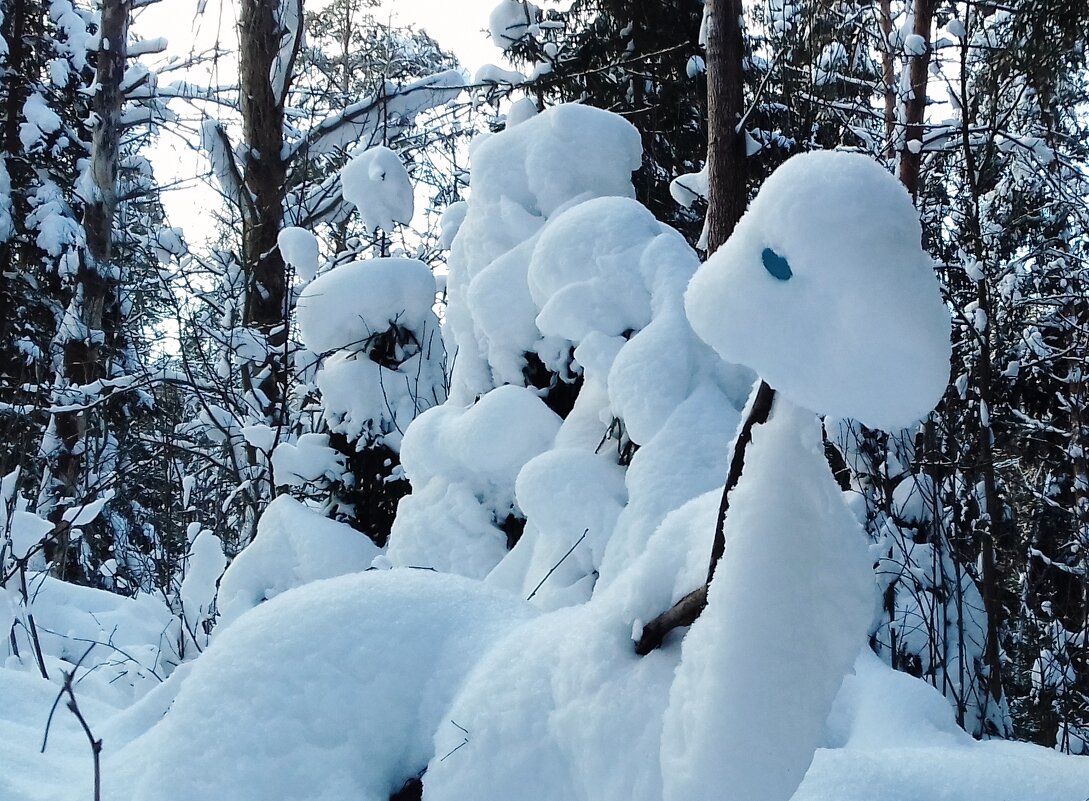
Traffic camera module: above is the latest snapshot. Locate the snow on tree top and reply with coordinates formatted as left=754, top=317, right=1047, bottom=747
left=276, top=226, right=319, bottom=282
left=489, top=0, right=540, bottom=49
left=340, top=145, right=414, bottom=234
left=466, top=103, right=641, bottom=221
left=296, top=257, right=437, bottom=353
left=685, top=150, right=952, bottom=430
left=445, top=103, right=642, bottom=401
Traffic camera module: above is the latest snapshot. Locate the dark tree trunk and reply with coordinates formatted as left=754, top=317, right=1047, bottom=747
left=897, top=0, right=934, bottom=198
left=48, top=0, right=129, bottom=577
left=704, top=0, right=747, bottom=253
left=238, top=0, right=291, bottom=417
left=0, top=0, right=31, bottom=376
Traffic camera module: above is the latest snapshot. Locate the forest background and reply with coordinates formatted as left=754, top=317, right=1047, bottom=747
left=1, top=0, right=1088, bottom=777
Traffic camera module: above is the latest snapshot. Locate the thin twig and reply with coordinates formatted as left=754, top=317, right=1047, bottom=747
left=439, top=720, right=470, bottom=762
left=41, top=645, right=103, bottom=801
left=526, top=529, right=589, bottom=601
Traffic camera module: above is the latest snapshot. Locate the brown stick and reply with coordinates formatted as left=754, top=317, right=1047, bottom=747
left=634, top=380, right=775, bottom=655
left=634, top=586, right=708, bottom=656
left=707, top=380, right=775, bottom=583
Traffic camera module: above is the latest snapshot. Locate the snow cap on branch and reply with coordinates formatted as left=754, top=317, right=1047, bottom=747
left=341, top=145, right=414, bottom=233
left=296, top=257, right=437, bottom=354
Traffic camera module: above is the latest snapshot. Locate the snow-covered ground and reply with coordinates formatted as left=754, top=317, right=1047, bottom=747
left=4, top=595, right=1089, bottom=801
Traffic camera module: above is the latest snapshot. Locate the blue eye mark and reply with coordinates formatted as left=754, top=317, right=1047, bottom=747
left=761, top=248, right=792, bottom=281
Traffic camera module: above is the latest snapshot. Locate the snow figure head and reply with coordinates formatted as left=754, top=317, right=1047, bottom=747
left=685, top=151, right=951, bottom=430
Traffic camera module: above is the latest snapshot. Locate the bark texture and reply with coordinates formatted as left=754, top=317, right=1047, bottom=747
left=238, top=0, right=291, bottom=415
left=897, top=0, right=934, bottom=198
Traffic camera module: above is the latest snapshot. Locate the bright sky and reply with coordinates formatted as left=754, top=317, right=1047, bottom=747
left=380, top=0, right=499, bottom=71
left=132, top=0, right=504, bottom=240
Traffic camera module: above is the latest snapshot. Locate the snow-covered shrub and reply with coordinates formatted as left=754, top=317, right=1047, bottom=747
left=289, top=238, right=446, bottom=543
left=388, top=104, right=752, bottom=603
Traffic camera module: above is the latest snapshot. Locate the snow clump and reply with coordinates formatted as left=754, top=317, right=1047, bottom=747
left=276, top=225, right=319, bottom=281
left=489, top=0, right=539, bottom=48
left=296, top=257, right=437, bottom=354
left=387, top=385, right=561, bottom=578
left=215, top=496, right=380, bottom=628
left=341, top=145, right=414, bottom=233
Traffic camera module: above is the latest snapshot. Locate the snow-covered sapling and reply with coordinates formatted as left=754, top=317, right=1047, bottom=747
left=290, top=255, right=445, bottom=543
left=638, top=150, right=953, bottom=653
left=653, top=150, right=953, bottom=801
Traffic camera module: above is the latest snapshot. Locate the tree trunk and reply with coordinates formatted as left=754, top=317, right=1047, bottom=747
left=48, top=0, right=129, bottom=576
left=897, top=0, right=934, bottom=198
left=238, top=0, right=291, bottom=418
left=704, top=0, right=747, bottom=253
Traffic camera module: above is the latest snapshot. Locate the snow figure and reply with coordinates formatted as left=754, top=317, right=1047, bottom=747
left=659, top=150, right=952, bottom=801
left=685, top=150, right=951, bottom=431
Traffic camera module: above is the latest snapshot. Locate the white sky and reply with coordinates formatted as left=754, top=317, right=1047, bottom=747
left=132, top=0, right=503, bottom=241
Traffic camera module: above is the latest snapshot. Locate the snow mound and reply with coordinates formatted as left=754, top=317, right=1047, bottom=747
left=216, top=496, right=380, bottom=628
left=178, top=529, right=225, bottom=649
left=6, top=575, right=176, bottom=706
left=296, top=257, right=437, bottom=353
left=438, top=200, right=468, bottom=249
left=122, top=571, right=534, bottom=801
left=469, top=102, right=640, bottom=226
left=800, top=651, right=1089, bottom=801
left=341, top=145, right=414, bottom=233
left=685, top=150, right=951, bottom=430
left=424, top=603, right=676, bottom=801
left=399, top=385, right=561, bottom=496
left=389, top=101, right=751, bottom=608
left=388, top=386, right=562, bottom=578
